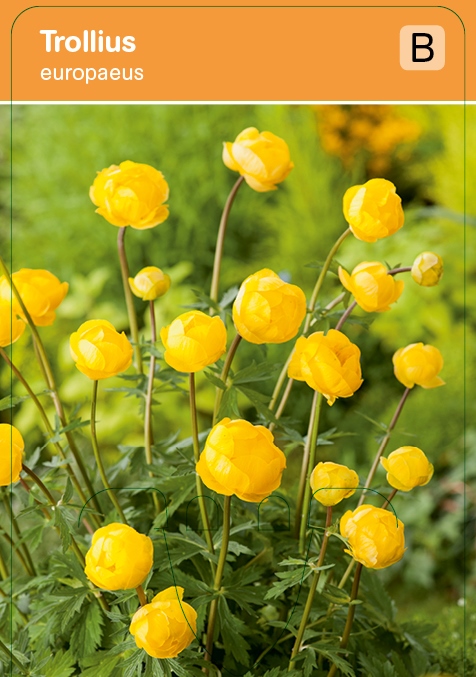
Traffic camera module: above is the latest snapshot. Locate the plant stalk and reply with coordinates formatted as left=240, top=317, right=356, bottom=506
left=210, top=176, right=244, bottom=308
left=327, top=564, right=363, bottom=677
left=117, top=227, right=143, bottom=372
left=298, top=393, right=323, bottom=555
left=144, top=300, right=160, bottom=514
left=90, top=381, right=127, bottom=523
left=2, top=493, right=36, bottom=576
left=212, top=333, right=242, bottom=423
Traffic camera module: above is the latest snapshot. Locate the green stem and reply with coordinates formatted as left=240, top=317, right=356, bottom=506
left=189, top=373, right=215, bottom=556
left=381, top=488, right=398, bottom=510
left=289, top=506, right=333, bottom=670
left=117, top=227, right=143, bottom=372
left=0, top=638, right=29, bottom=675
left=145, top=301, right=160, bottom=515
left=334, top=300, right=357, bottom=332
left=0, top=256, right=100, bottom=517
left=327, top=564, right=363, bottom=677
left=212, top=333, right=242, bottom=423
left=0, top=545, right=8, bottom=579
left=21, top=463, right=109, bottom=612
left=0, top=348, right=100, bottom=531
left=210, top=176, right=244, bottom=308
left=2, top=493, right=36, bottom=576
left=90, top=381, right=127, bottom=524
left=204, top=495, right=232, bottom=663
left=298, top=393, right=323, bottom=555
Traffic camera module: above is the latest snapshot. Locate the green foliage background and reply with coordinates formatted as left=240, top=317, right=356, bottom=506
left=0, top=104, right=474, bottom=675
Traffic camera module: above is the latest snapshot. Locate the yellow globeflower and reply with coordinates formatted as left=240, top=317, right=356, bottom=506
left=343, top=178, right=404, bottom=243
left=160, top=310, right=226, bottom=373
left=223, top=127, right=294, bottom=192
left=85, top=523, right=153, bottom=590
left=130, top=586, right=197, bottom=659
left=129, top=266, right=171, bottom=301
left=233, top=269, right=306, bottom=345
left=0, top=269, right=68, bottom=327
left=90, top=160, right=169, bottom=230
left=288, top=329, right=363, bottom=406
left=0, top=424, right=24, bottom=486
left=393, top=343, right=444, bottom=389
left=70, top=319, right=133, bottom=380
left=0, top=300, right=25, bottom=347
left=380, top=446, right=434, bottom=492
left=310, top=462, right=359, bottom=506
left=411, top=252, right=444, bottom=287
left=340, top=505, right=405, bottom=569
left=196, top=418, right=286, bottom=502
left=338, top=262, right=404, bottom=312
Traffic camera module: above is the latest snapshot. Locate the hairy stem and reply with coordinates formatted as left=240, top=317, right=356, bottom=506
left=117, top=227, right=143, bottom=372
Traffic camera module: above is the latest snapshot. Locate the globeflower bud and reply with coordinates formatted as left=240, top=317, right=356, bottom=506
left=411, top=252, right=444, bottom=287
left=288, top=329, right=363, bottom=406
left=338, top=262, right=404, bottom=312
left=0, top=269, right=68, bottom=327
left=340, top=505, right=405, bottom=569
left=196, top=418, right=286, bottom=502
left=130, top=586, right=197, bottom=658
left=233, top=269, right=306, bottom=344
left=393, top=343, right=445, bottom=389
left=70, top=319, right=133, bottom=380
left=129, top=266, right=171, bottom=301
left=343, top=178, right=404, bottom=243
left=160, top=310, right=226, bottom=373
left=90, top=160, right=169, bottom=230
left=0, top=424, right=24, bottom=486
left=380, top=446, right=434, bottom=492
left=310, top=462, right=359, bottom=506
left=0, top=301, right=25, bottom=347
left=223, top=127, right=294, bottom=192
left=85, top=523, right=153, bottom=590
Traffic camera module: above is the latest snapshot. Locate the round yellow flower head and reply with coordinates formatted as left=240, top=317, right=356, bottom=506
left=130, top=586, right=197, bottom=659
left=90, top=160, right=169, bottom=230
left=340, top=505, right=405, bottom=569
left=223, top=127, right=294, bottom=192
left=233, top=269, right=306, bottom=345
left=70, top=319, right=133, bottom=380
left=0, top=424, right=24, bottom=486
left=380, top=446, right=434, bottom=492
left=411, top=252, right=444, bottom=287
left=160, top=310, right=227, bottom=373
left=85, top=523, right=153, bottom=590
left=343, top=178, right=404, bottom=243
left=0, top=300, right=25, bottom=347
left=0, top=269, right=68, bottom=327
left=393, top=342, right=444, bottom=389
left=338, top=262, right=404, bottom=313
left=288, top=329, right=363, bottom=406
left=129, top=266, right=171, bottom=301
left=310, top=462, right=359, bottom=506
left=196, top=418, right=287, bottom=502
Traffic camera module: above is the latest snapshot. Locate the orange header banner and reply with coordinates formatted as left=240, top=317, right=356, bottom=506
left=4, top=1, right=471, bottom=101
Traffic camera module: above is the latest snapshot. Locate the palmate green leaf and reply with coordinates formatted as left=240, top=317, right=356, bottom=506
left=264, top=561, right=313, bottom=601
left=0, top=391, right=50, bottom=411
left=53, top=507, right=71, bottom=553
left=219, top=285, right=239, bottom=309
left=217, top=596, right=250, bottom=666
left=217, top=387, right=241, bottom=420
left=203, top=370, right=226, bottom=390
left=303, top=646, right=317, bottom=677
left=361, top=569, right=395, bottom=622
left=232, top=361, right=280, bottom=385
left=310, top=647, right=355, bottom=677
left=358, top=654, right=398, bottom=677
left=236, top=385, right=278, bottom=424
left=43, top=649, right=77, bottom=677
left=80, top=652, right=121, bottom=677
left=119, top=647, right=145, bottom=677
left=70, top=601, right=104, bottom=659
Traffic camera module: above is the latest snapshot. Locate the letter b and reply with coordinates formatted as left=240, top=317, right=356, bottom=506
left=412, top=33, right=433, bottom=62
